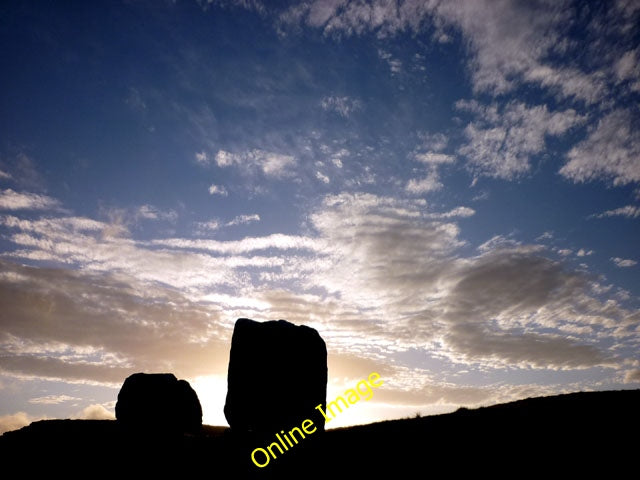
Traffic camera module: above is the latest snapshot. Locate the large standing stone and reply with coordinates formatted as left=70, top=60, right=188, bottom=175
left=224, top=318, right=327, bottom=433
left=116, top=373, right=202, bottom=434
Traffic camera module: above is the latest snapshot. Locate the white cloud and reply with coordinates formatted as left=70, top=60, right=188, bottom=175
left=561, top=110, right=640, bottom=186
left=321, top=96, right=362, bottom=117
left=195, top=151, right=210, bottom=165
left=414, top=153, right=455, bottom=164
left=417, top=132, right=448, bottom=152
left=590, top=205, right=640, bottom=219
left=406, top=170, right=442, bottom=194
left=316, top=171, right=330, bottom=184
left=576, top=249, right=594, bottom=257
left=0, top=170, right=12, bottom=180
left=194, top=219, right=220, bottom=233
left=74, top=404, right=114, bottom=420
left=557, top=249, right=573, bottom=257
left=215, top=149, right=296, bottom=178
left=378, top=49, right=402, bottom=73
left=281, top=0, right=606, bottom=102
left=0, top=189, right=60, bottom=211
left=611, top=257, right=637, bottom=268
left=208, top=184, right=228, bottom=196
left=614, top=47, right=640, bottom=91
left=135, top=204, right=178, bottom=222
left=226, top=214, right=260, bottom=227
left=457, top=101, right=586, bottom=180
left=28, top=394, right=80, bottom=405
left=426, top=206, right=475, bottom=219
left=0, top=412, right=32, bottom=434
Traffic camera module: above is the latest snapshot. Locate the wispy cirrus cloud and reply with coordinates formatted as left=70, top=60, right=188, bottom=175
left=589, top=205, right=640, bottom=219
left=28, top=394, right=80, bottom=405
left=0, top=189, right=637, bottom=417
left=561, top=109, right=640, bottom=186
left=0, top=189, right=61, bottom=211
left=226, top=214, right=260, bottom=227
left=321, top=95, right=362, bottom=117
left=214, top=149, right=296, bottom=178
left=456, top=100, right=585, bottom=180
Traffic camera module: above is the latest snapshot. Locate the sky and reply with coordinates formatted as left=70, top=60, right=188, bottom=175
left=0, top=0, right=639, bottom=433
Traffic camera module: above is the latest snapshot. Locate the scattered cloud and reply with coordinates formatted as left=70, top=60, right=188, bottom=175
left=378, top=49, right=402, bottom=74
left=215, top=149, right=296, bottom=178
left=561, top=110, right=640, bottom=186
left=590, top=205, right=640, bottom=219
left=624, top=369, right=640, bottom=384
left=414, top=153, right=455, bottom=165
left=0, top=189, right=61, bottom=211
left=406, top=170, right=442, bottom=194
left=457, top=100, right=586, bottom=180
left=0, top=412, right=32, bottom=434
left=576, top=249, right=594, bottom=257
left=426, top=206, right=475, bottom=219
left=194, top=219, right=220, bottom=233
left=135, top=204, right=178, bottom=222
left=208, top=184, right=228, bottom=196
left=226, top=214, right=260, bottom=227
left=28, top=394, right=80, bottom=405
left=195, top=151, right=210, bottom=165
left=0, top=170, right=12, bottom=180
left=611, top=257, right=637, bottom=268
left=316, top=171, right=330, bottom=184
left=74, top=404, right=114, bottom=420
left=321, top=96, right=362, bottom=117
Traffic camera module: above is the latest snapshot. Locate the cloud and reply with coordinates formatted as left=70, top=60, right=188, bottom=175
left=321, top=96, right=362, bottom=117
left=0, top=260, right=231, bottom=384
left=378, top=49, right=402, bottom=73
left=135, top=204, right=178, bottom=222
left=194, top=219, right=220, bottom=233
left=28, top=394, right=80, bottom=405
left=215, top=149, right=296, bottom=178
left=426, top=207, right=475, bottom=219
left=208, top=184, right=228, bottom=196
left=624, top=369, right=640, bottom=384
left=614, top=47, right=640, bottom=90
left=457, top=100, right=586, bottom=180
left=195, top=151, right=210, bottom=165
left=316, top=171, right=330, bottom=184
left=280, top=1, right=609, bottom=102
left=406, top=171, right=443, bottom=194
left=415, top=153, right=455, bottom=165
left=0, top=191, right=637, bottom=409
left=74, top=404, right=114, bottom=420
left=0, top=189, right=60, bottom=211
left=0, top=412, right=32, bottom=434
left=576, top=249, right=594, bottom=257
left=590, top=205, right=640, bottom=219
left=226, top=214, right=260, bottom=227
left=0, top=170, right=12, bottom=180
left=561, top=109, right=640, bottom=186
left=611, top=257, right=637, bottom=268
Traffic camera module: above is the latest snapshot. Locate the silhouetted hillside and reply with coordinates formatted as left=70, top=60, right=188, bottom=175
left=2, top=389, right=638, bottom=477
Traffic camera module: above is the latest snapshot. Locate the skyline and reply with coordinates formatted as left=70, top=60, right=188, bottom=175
left=1, top=0, right=639, bottom=432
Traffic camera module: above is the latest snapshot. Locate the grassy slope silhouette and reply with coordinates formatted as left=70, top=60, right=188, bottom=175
left=2, top=389, right=638, bottom=476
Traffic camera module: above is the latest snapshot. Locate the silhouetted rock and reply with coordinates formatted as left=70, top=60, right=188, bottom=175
left=224, top=318, right=327, bottom=433
left=116, top=372, right=202, bottom=434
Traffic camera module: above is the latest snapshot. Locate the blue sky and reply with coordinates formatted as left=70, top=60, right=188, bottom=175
left=1, top=0, right=639, bottom=431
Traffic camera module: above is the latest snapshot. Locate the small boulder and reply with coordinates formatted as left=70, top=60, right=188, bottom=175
left=116, top=373, right=202, bottom=434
